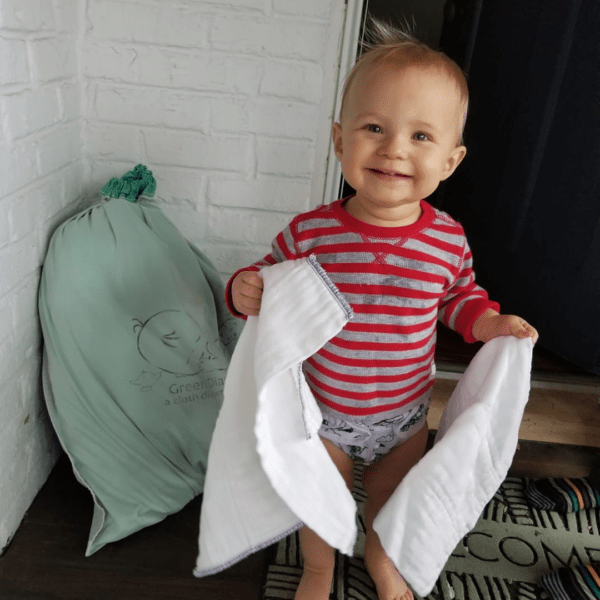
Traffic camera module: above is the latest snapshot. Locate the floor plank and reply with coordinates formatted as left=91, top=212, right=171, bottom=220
left=509, top=440, right=600, bottom=479
left=0, top=456, right=268, bottom=600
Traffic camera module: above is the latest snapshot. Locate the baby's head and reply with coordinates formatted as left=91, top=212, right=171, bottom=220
left=339, top=21, right=469, bottom=145
left=331, top=21, right=469, bottom=227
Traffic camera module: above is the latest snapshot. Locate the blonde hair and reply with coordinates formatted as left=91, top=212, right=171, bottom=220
left=339, top=19, right=469, bottom=140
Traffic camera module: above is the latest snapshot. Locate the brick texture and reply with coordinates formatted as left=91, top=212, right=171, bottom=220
left=0, top=0, right=85, bottom=553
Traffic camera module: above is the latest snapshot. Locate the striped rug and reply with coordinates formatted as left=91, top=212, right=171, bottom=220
left=262, top=465, right=600, bottom=600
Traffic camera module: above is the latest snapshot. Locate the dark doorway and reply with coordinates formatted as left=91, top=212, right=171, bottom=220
left=439, top=0, right=600, bottom=377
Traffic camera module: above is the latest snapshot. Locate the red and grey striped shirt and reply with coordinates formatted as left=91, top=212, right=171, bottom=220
left=226, top=198, right=499, bottom=418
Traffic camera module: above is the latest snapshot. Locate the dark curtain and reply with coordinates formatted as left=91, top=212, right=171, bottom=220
left=437, top=0, right=600, bottom=374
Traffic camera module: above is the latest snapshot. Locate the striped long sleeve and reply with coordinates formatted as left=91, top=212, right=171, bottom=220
left=226, top=198, right=499, bottom=418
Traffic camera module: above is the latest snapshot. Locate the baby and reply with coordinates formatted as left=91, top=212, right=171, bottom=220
left=227, top=22, right=538, bottom=600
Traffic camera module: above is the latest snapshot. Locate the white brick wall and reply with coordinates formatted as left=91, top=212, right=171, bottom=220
left=83, top=0, right=343, bottom=272
left=0, top=0, right=85, bottom=553
left=0, top=0, right=346, bottom=553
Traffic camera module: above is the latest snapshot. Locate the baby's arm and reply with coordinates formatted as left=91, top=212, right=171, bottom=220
left=231, top=271, right=263, bottom=317
left=471, top=309, right=539, bottom=344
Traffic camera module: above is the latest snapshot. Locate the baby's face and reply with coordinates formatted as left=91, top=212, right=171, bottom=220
left=333, top=64, right=466, bottom=227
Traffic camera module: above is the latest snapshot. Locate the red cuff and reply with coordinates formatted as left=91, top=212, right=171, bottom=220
left=453, top=300, right=501, bottom=343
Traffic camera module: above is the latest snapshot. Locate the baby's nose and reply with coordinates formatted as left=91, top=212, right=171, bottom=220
left=380, top=135, right=409, bottom=158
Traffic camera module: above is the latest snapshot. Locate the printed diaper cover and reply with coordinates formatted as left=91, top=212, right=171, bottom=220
left=318, top=401, right=429, bottom=464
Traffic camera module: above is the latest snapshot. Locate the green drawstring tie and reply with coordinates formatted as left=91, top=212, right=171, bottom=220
left=100, top=164, right=157, bottom=202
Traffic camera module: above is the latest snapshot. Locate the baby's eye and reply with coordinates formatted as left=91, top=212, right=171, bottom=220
left=366, top=124, right=382, bottom=133
left=413, top=132, right=429, bottom=141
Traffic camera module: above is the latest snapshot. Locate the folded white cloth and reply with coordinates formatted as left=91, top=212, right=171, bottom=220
left=194, top=256, right=356, bottom=577
left=194, top=255, right=533, bottom=597
left=374, top=335, right=533, bottom=596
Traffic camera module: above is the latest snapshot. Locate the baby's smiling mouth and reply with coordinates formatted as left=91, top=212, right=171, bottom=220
left=369, top=168, right=411, bottom=178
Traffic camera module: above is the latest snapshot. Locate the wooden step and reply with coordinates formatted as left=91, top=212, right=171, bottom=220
left=430, top=379, right=600, bottom=448
left=429, top=378, right=600, bottom=478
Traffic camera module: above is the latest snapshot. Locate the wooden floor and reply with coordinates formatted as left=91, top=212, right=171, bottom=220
left=0, top=455, right=270, bottom=600
left=1, top=330, right=599, bottom=600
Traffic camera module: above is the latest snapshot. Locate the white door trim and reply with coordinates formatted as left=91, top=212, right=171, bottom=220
left=311, top=0, right=365, bottom=208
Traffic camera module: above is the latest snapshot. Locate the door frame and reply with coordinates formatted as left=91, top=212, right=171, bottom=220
left=312, top=0, right=364, bottom=207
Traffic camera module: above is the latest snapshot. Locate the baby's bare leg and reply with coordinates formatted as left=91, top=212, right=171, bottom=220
left=362, top=423, right=429, bottom=600
left=294, top=438, right=354, bottom=600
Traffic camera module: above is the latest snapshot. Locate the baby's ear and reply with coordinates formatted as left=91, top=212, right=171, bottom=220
left=441, top=145, right=467, bottom=180
left=332, top=122, right=343, bottom=160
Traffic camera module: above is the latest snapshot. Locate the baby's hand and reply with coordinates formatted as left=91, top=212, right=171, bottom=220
left=472, top=310, right=539, bottom=344
left=231, top=271, right=263, bottom=316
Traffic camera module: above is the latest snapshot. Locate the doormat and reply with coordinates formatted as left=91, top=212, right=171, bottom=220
left=262, top=466, right=600, bottom=600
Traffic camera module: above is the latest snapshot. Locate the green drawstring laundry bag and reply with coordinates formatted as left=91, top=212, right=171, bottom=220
left=39, top=165, right=241, bottom=555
